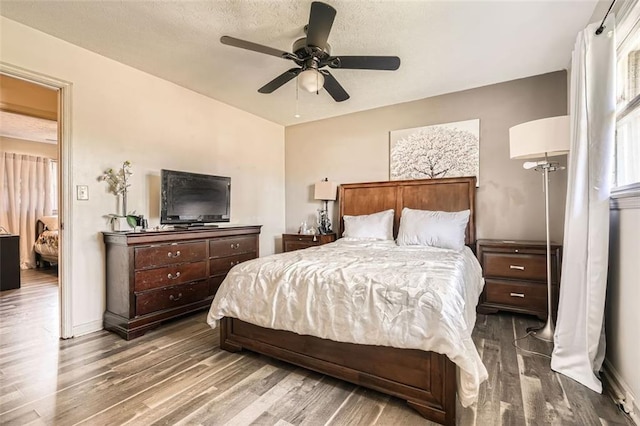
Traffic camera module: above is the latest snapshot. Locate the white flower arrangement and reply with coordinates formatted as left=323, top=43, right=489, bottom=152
left=99, top=160, right=132, bottom=199
left=99, top=161, right=138, bottom=228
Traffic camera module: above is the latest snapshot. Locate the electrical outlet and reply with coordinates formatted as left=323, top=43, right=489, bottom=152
left=77, top=185, right=89, bottom=200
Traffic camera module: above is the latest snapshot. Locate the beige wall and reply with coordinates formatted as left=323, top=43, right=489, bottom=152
left=0, top=136, right=58, bottom=159
left=285, top=71, right=568, bottom=242
left=1, top=17, right=285, bottom=335
left=607, top=207, right=640, bottom=412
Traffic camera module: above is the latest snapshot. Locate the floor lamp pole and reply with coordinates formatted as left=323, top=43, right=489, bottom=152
left=528, top=157, right=555, bottom=342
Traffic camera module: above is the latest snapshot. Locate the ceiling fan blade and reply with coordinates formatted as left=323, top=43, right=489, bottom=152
left=327, top=56, right=401, bottom=70
left=258, top=68, right=301, bottom=94
left=221, top=36, right=296, bottom=60
left=306, top=2, right=336, bottom=50
left=320, top=71, right=349, bottom=102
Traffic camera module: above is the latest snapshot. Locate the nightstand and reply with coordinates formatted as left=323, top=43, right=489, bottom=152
left=0, top=235, right=20, bottom=291
left=282, top=233, right=336, bottom=252
left=476, top=239, right=562, bottom=321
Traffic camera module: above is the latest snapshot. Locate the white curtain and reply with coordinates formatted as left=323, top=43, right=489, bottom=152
left=551, top=18, right=616, bottom=392
left=0, top=152, right=53, bottom=269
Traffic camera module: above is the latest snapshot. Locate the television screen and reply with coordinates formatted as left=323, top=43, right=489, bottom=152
left=161, top=169, right=230, bottom=225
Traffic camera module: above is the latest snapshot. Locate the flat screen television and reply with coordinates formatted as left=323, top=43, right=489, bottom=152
left=160, top=169, right=230, bottom=226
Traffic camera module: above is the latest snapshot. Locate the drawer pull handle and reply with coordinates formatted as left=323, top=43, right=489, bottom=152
left=229, top=260, right=241, bottom=266
left=509, top=265, right=525, bottom=270
left=167, top=272, right=181, bottom=280
left=169, top=293, right=183, bottom=301
left=510, top=292, right=525, bottom=298
left=230, top=243, right=240, bottom=249
left=167, top=250, right=181, bottom=258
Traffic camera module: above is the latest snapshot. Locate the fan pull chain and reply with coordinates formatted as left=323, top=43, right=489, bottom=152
left=294, top=78, right=300, bottom=118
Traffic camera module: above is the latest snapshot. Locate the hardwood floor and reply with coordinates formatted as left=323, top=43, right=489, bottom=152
left=0, top=270, right=632, bottom=425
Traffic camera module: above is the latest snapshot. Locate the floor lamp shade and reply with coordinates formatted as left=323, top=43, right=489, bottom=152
left=510, top=116, right=570, bottom=159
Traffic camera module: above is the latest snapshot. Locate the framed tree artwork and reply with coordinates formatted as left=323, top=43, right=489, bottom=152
left=390, top=119, right=480, bottom=185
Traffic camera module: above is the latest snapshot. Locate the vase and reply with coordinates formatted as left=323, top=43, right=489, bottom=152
left=122, top=192, right=128, bottom=217
left=112, top=217, right=133, bottom=232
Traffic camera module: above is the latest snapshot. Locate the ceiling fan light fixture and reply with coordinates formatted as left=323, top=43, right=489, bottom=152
left=298, top=69, right=324, bottom=93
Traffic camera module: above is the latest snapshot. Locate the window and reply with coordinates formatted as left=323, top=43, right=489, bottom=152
left=615, top=1, right=640, bottom=191
left=50, top=160, right=58, bottom=214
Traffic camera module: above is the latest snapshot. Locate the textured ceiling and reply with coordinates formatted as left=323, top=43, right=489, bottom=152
left=0, top=1, right=598, bottom=126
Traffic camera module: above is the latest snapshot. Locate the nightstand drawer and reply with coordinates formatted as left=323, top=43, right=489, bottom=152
left=483, top=253, right=547, bottom=281
left=485, top=279, right=547, bottom=311
left=284, top=240, right=318, bottom=252
left=282, top=233, right=336, bottom=252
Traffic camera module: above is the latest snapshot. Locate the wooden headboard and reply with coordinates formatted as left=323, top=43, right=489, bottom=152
left=338, top=177, right=477, bottom=245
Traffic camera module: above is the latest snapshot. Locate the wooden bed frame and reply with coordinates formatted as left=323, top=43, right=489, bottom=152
left=220, top=177, right=477, bottom=425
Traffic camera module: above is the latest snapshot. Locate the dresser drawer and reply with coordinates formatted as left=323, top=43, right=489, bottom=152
left=135, top=241, right=207, bottom=269
left=485, top=279, right=546, bottom=311
left=209, top=236, right=257, bottom=258
left=134, top=261, right=207, bottom=292
left=209, top=274, right=225, bottom=296
left=483, top=252, right=547, bottom=281
left=135, top=280, right=209, bottom=316
left=209, top=252, right=256, bottom=276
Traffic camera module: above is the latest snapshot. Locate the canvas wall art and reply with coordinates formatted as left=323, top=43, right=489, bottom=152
left=390, top=119, right=480, bottom=184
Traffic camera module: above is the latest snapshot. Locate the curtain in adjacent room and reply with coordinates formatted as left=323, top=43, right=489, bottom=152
left=551, top=18, right=616, bottom=392
left=0, top=152, right=53, bottom=269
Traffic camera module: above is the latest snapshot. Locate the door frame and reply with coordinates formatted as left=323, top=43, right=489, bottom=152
left=1, top=62, right=74, bottom=338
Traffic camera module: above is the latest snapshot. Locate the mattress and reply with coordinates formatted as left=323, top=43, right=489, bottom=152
left=207, top=238, right=488, bottom=406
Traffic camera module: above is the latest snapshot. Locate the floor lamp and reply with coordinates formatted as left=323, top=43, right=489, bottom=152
left=509, top=115, right=570, bottom=343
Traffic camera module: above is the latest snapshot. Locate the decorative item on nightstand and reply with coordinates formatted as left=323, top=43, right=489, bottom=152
left=509, top=115, right=569, bottom=343
left=314, top=178, right=338, bottom=235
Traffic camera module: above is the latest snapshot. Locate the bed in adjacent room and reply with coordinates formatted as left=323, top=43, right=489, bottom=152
left=207, top=177, right=486, bottom=426
left=34, top=215, right=59, bottom=267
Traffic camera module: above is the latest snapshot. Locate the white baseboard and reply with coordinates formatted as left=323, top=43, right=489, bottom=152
left=72, top=319, right=103, bottom=338
left=603, top=358, right=639, bottom=425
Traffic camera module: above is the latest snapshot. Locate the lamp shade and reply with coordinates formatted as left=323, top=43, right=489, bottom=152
left=299, top=69, right=325, bottom=93
left=314, top=180, right=337, bottom=201
left=509, top=115, right=570, bottom=159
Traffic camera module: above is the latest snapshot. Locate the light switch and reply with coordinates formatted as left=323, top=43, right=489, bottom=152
left=77, top=185, right=89, bottom=200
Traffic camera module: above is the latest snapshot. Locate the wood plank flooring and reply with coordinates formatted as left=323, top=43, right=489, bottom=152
left=0, top=269, right=633, bottom=425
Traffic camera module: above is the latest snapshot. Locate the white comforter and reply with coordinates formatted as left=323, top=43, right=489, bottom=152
left=207, top=239, right=488, bottom=406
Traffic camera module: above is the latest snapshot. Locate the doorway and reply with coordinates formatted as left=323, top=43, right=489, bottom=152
left=0, top=65, right=73, bottom=338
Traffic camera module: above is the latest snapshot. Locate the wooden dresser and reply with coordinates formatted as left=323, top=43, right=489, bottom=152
left=476, top=239, right=562, bottom=321
left=103, top=225, right=261, bottom=339
left=282, top=233, right=336, bottom=252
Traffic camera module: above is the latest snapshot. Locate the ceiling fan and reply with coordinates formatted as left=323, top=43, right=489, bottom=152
left=220, top=1, right=401, bottom=102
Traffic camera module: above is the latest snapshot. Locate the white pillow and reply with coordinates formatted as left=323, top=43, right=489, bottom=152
left=397, top=207, right=470, bottom=250
left=342, top=209, right=394, bottom=241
